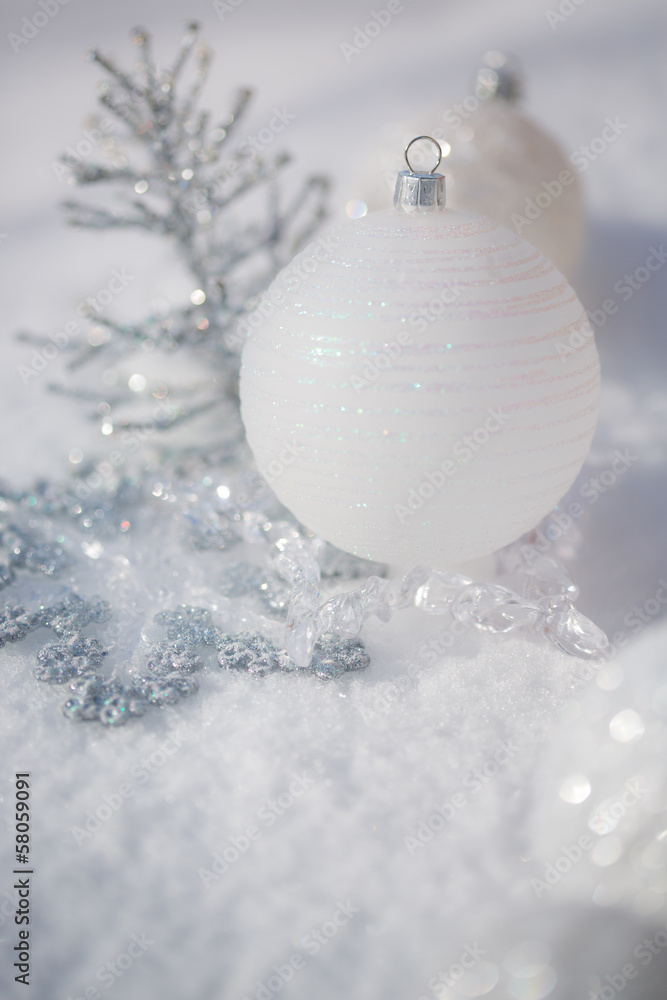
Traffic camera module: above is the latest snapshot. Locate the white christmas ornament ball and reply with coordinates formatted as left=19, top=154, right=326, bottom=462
left=352, top=99, right=585, bottom=278
left=240, top=198, right=600, bottom=570
left=348, top=54, right=585, bottom=277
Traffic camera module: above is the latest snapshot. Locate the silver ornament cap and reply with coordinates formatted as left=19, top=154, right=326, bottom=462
left=394, top=135, right=445, bottom=214
left=473, top=50, right=523, bottom=103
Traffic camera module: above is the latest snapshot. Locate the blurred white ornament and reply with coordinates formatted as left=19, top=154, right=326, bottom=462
left=349, top=52, right=585, bottom=277
left=240, top=138, right=600, bottom=570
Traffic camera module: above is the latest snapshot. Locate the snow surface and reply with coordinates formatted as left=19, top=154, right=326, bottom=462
left=1, top=0, right=666, bottom=997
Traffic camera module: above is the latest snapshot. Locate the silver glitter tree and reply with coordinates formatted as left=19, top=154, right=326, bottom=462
left=50, top=22, right=328, bottom=440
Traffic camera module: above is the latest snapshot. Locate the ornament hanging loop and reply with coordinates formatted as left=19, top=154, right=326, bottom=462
left=404, top=135, right=442, bottom=175
left=394, top=135, right=445, bottom=214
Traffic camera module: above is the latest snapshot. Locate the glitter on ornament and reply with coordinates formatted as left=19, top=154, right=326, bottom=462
left=240, top=144, right=600, bottom=571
